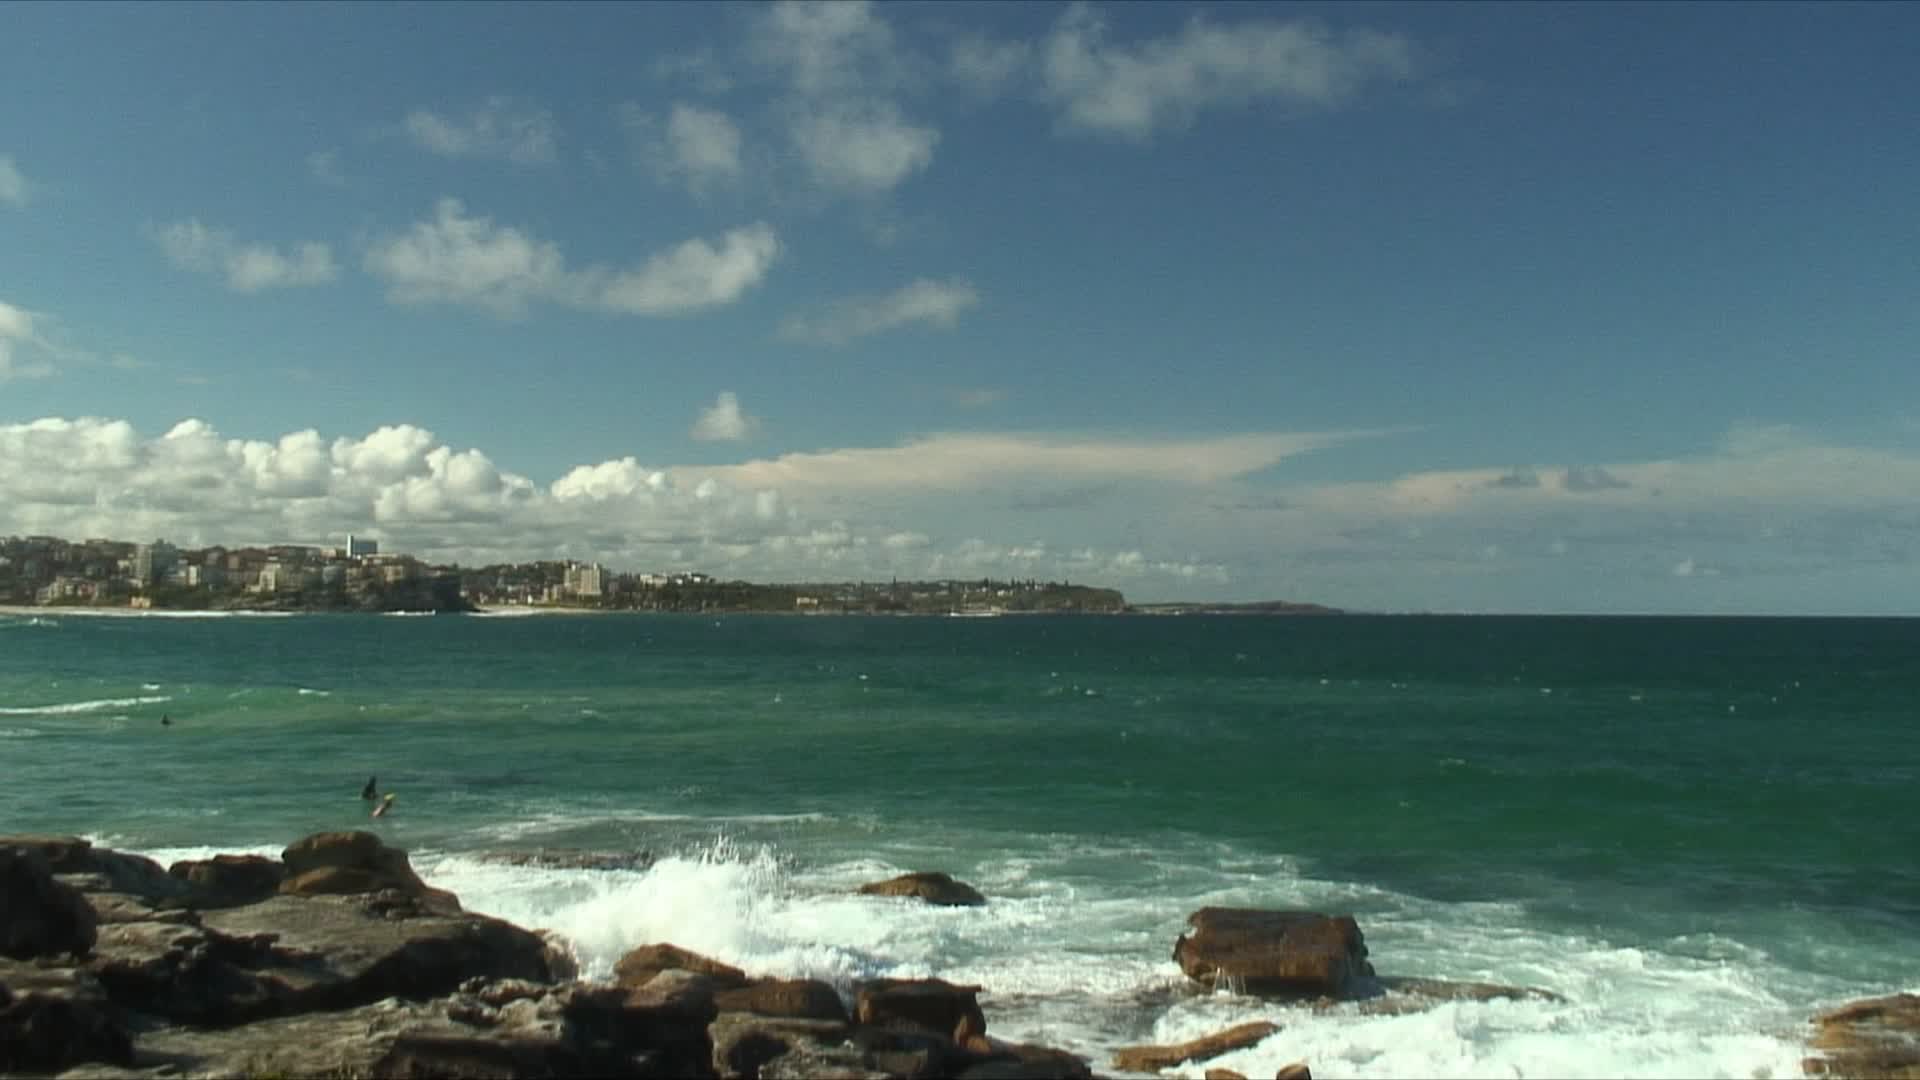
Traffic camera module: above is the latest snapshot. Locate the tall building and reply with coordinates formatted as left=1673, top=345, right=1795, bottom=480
left=346, top=534, right=379, bottom=559
left=565, top=562, right=605, bottom=598
left=132, top=541, right=177, bottom=587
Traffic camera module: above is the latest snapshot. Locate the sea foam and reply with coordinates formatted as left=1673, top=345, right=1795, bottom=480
left=0, top=694, right=172, bottom=716
left=417, top=837, right=1835, bottom=1080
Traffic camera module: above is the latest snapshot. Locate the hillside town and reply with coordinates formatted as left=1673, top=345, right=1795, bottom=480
left=0, top=533, right=1130, bottom=615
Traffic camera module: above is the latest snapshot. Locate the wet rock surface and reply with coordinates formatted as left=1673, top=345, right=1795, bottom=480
left=0, top=833, right=1098, bottom=1079
left=858, top=871, right=988, bottom=907
left=1804, top=993, right=1920, bottom=1079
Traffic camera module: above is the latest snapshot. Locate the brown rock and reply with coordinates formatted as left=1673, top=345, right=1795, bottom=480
left=1111, top=1020, right=1280, bottom=1073
left=0, top=834, right=95, bottom=871
left=1805, top=993, right=1920, bottom=1079
left=279, top=830, right=451, bottom=907
left=965, top=1037, right=1095, bottom=1078
left=562, top=971, right=719, bottom=1078
left=858, top=872, right=987, bottom=907
left=0, top=846, right=97, bottom=959
left=98, top=892, right=560, bottom=1024
left=714, top=977, right=850, bottom=1022
left=1, top=834, right=192, bottom=905
left=538, top=929, right=579, bottom=982
left=759, top=1040, right=892, bottom=1079
left=168, top=854, right=286, bottom=908
left=615, top=942, right=750, bottom=990
left=855, top=976, right=986, bottom=1040
left=711, top=1013, right=851, bottom=1079
left=1206, top=1070, right=1249, bottom=1080
left=1173, top=908, right=1372, bottom=998
left=1275, top=1064, right=1314, bottom=1080
left=0, top=961, right=132, bottom=1073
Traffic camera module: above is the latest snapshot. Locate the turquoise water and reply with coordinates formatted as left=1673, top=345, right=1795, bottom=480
left=2, top=610, right=1915, bottom=1078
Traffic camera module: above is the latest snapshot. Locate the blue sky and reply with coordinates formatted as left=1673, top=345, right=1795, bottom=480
left=3, top=1, right=1918, bottom=613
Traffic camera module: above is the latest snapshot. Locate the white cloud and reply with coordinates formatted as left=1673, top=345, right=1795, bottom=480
left=0, top=300, right=53, bottom=382
left=750, top=0, right=899, bottom=97
left=694, top=430, right=1364, bottom=494
left=307, top=149, right=347, bottom=187
left=665, top=103, right=745, bottom=192
left=0, top=154, right=28, bottom=207
left=363, top=198, right=780, bottom=317
left=620, top=103, right=748, bottom=197
left=789, top=98, right=938, bottom=193
left=587, top=224, right=780, bottom=316
left=151, top=219, right=338, bottom=293
left=404, top=97, right=557, bottom=165
left=780, top=277, right=979, bottom=345
left=691, top=392, right=757, bottom=443
left=9, top=416, right=1920, bottom=611
left=1042, top=4, right=1416, bottom=139
left=361, top=199, right=565, bottom=316
left=0, top=300, right=35, bottom=343
left=950, top=35, right=1033, bottom=98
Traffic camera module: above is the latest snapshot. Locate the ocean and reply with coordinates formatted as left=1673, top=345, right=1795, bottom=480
left=2, top=609, right=1914, bottom=1078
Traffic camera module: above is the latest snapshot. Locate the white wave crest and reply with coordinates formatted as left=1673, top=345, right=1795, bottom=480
left=0, top=694, right=172, bottom=716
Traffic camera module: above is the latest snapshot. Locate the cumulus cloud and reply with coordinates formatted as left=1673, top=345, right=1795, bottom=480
left=0, top=300, right=54, bottom=381
left=151, top=220, right=338, bottom=292
left=9, top=414, right=1920, bottom=612
left=1042, top=3, right=1416, bottom=139
left=363, top=198, right=779, bottom=317
left=691, top=392, right=758, bottom=442
left=0, top=154, right=28, bottom=207
left=404, top=97, right=557, bottom=164
left=750, top=0, right=900, bottom=97
left=589, top=224, right=781, bottom=316
left=629, top=103, right=747, bottom=196
left=779, top=277, right=978, bottom=345
left=789, top=98, right=938, bottom=193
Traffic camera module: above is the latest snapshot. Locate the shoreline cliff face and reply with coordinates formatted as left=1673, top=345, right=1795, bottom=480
left=2, top=834, right=1902, bottom=1080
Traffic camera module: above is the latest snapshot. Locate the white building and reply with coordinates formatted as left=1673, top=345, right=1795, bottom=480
left=132, top=541, right=177, bottom=587
left=565, top=562, right=606, bottom=598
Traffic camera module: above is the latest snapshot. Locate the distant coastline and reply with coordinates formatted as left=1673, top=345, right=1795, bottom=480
left=1, top=532, right=1345, bottom=617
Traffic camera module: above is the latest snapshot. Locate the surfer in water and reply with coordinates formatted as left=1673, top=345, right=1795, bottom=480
left=360, top=776, right=377, bottom=801
left=160, top=714, right=171, bottom=726
left=371, top=793, right=396, bottom=819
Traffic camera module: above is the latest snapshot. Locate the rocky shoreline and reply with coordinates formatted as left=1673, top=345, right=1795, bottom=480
left=2, top=832, right=1908, bottom=1079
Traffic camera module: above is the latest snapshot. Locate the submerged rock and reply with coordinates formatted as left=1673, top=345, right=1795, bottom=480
left=1173, top=908, right=1373, bottom=999
left=858, top=871, right=987, bottom=907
